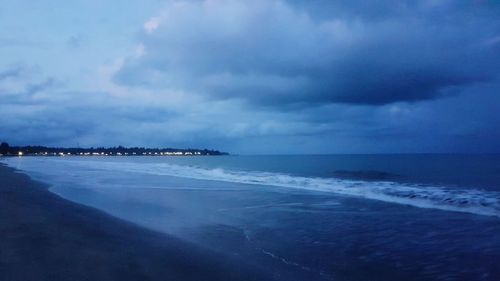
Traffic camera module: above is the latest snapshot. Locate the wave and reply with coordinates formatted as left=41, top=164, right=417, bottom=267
left=6, top=158, right=500, bottom=218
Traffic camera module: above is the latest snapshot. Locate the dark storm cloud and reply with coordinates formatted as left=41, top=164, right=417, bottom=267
left=288, top=0, right=500, bottom=21
left=114, top=0, right=500, bottom=106
left=2, top=0, right=500, bottom=154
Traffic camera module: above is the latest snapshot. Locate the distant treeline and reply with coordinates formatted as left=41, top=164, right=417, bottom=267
left=0, top=142, right=228, bottom=156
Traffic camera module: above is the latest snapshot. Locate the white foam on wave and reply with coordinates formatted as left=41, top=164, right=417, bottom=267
left=3, top=157, right=500, bottom=218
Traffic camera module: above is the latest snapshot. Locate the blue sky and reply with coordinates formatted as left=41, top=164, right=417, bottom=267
left=1, top=0, right=499, bottom=154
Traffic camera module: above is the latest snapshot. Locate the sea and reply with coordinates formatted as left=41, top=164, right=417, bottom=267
left=3, top=154, right=500, bottom=281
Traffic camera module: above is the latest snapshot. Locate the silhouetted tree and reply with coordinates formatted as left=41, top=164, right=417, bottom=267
left=0, top=142, right=9, bottom=154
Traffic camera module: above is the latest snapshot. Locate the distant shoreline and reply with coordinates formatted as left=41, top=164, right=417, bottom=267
left=0, top=143, right=229, bottom=157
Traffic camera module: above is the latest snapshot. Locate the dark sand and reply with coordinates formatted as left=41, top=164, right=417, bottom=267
left=0, top=163, right=269, bottom=281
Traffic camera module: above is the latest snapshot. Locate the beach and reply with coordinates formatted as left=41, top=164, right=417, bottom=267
left=2, top=155, right=500, bottom=281
left=0, top=163, right=268, bottom=281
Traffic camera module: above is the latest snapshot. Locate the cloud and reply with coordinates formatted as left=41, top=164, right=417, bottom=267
left=0, top=64, right=58, bottom=106
left=144, top=17, right=161, bottom=34
left=0, top=38, right=47, bottom=49
left=113, top=0, right=500, bottom=106
left=0, top=65, right=28, bottom=81
left=67, top=34, right=85, bottom=49
left=24, top=78, right=56, bottom=96
left=2, top=0, right=500, bottom=154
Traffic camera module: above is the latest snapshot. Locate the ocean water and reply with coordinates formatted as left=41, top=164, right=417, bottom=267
left=3, top=154, right=500, bottom=281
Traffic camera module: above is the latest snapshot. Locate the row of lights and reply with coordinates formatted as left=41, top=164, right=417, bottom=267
left=17, top=151, right=204, bottom=156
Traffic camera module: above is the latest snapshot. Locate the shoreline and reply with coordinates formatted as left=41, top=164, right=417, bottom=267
left=0, top=163, right=268, bottom=281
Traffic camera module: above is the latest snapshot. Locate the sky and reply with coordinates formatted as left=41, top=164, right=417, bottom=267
left=1, top=0, right=499, bottom=154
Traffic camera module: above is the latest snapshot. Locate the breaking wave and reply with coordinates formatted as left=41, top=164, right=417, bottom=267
left=63, top=159, right=500, bottom=218
left=2, top=157, right=499, bottom=218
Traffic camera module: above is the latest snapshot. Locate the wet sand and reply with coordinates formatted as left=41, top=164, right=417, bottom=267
left=0, top=163, right=269, bottom=281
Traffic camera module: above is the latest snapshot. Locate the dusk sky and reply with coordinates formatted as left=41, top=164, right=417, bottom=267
left=1, top=0, right=499, bottom=154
